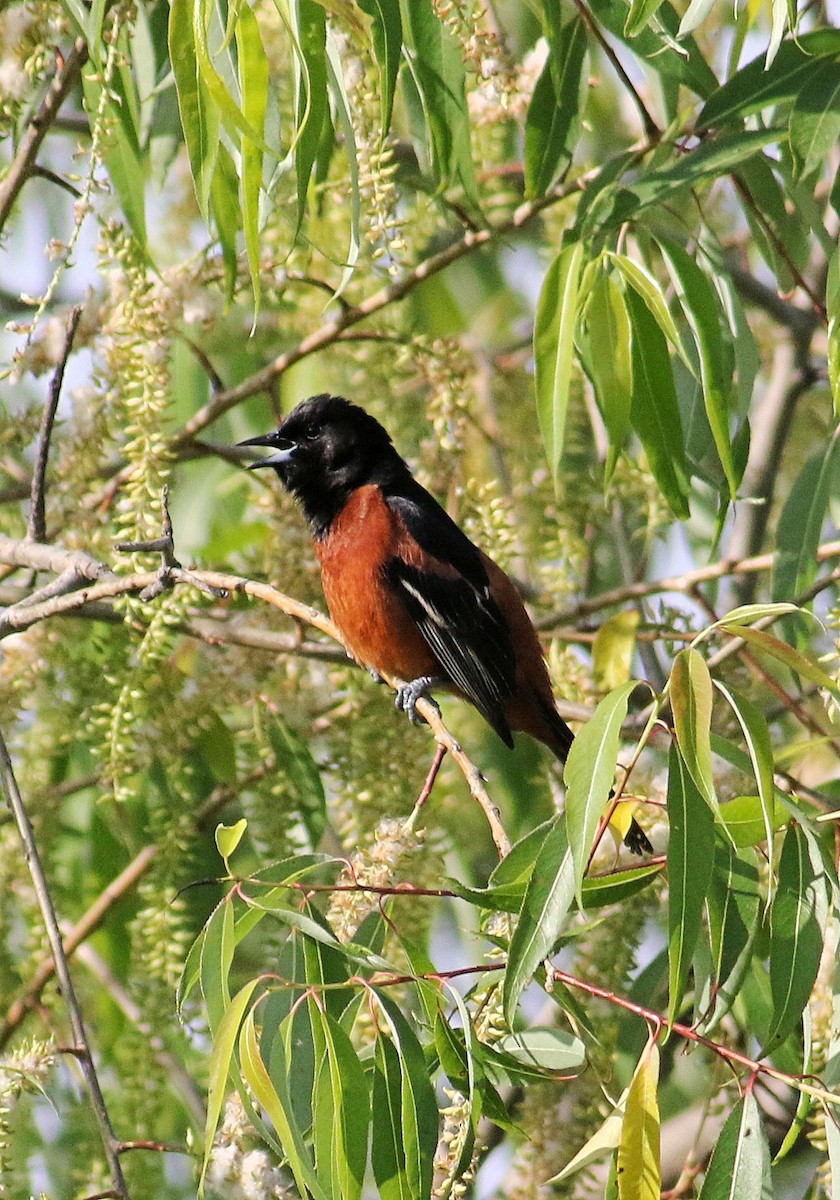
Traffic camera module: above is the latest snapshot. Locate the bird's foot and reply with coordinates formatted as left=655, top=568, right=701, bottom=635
left=368, top=667, right=385, bottom=685
left=395, top=676, right=444, bottom=726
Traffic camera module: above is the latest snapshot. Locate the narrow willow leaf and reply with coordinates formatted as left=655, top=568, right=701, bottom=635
left=766, top=0, right=789, bottom=67
left=773, top=1008, right=813, bottom=1163
left=608, top=252, right=690, bottom=366
left=549, top=1091, right=626, bottom=1181
left=714, top=684, right=777, bottom=863
left=678, top=0, right=716, bottom=36
left=766, top=823, right=828, bottom=1051
left=81, top=64, right=148, bottom=249
left=583, top=272, right=632, bottom=484
left=588, top=0, right=718, bottom=97
left=737, top=155, right=810, bottom=292
left=312, top=1009, right=370, bottom=1200
left=235, top=2, right=268, bottom=311
left=209, top=140, right=241, bottom=300
left=718, top=794, right=787, bottom=849
left=358, top=0, right=402, bottom=136
left=789, top=59, right=840, bottom=180
left=564, top=679, right=638, bottom=904
left=658, top=238, right=738, bottom=497
left=503, top=816, right=576, bottom=1025
left=200, top=896, right=234, bottom=1031
left=625, top=288, right=691, bottom=518
left=670, top=648, right=716, bottom=813
left=267, top=712, right=328, bottom=848
left=190, top=0, right=270, bottom=152
left=201, top=978, right=260, bottom=1186
left=829, top=247, right=840, bottom=417
left=325, top=30, right=361, bottom=296
left=617, top=1043, right=661, bottom=1199
left=495, top=1027, right=586, bottom=1073
left=534, top=242, right=585, bottom=484
left=700, top=842, right=761, bottom=1034
left=372, top=1035, right=413, bottom=1200
left=697, top=30, right=840, bottom=130
left=625, top=0, right=665, bottom=38
left=524, top=16, right=587, bottom=197
left=582, top=863, right=663, bottom=909
left=715, top=602, right=801, bottom=628
left=177, top=925, right=205, bottom=1015
left=292, top=0, right=328, bottom=233
left=698, top=1093, right=772, bottom=1199
left=666, top=744, right=715, bottom=1024
left=241, top=1008, right=329, bottom=1200
left=372, top=991, right=438, bottom=1200
left=724, top=625, right=838, bottom=693
left=169, top=0, right=220, bottom=217
left=593, top=611, right=640, bottom=691
left=401, top=0, right=479, bottom=207
left=772, top=433, right=840, bottom=608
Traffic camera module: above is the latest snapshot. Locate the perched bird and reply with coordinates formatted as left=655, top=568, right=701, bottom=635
left=239, top=394, right=650, bottom=853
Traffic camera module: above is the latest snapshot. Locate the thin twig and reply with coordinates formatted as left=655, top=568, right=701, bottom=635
left=28, top=304, right=84, bottom=542
left=540, top=538, right=840, bottom=627
left=0, top=38, right=89, bottom=235
left=0, top=728, right=130, bottom=1199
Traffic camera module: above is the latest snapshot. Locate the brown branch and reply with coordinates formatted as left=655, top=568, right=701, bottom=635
left=0, top=728, right=130, bottom=1199
left=539, top=538, right=840, bottom=627
left=0, top=38, right=89, bottom=236
left=170, top=153, right=654, bottom=446
left=28, top=305, right=83, bottom=542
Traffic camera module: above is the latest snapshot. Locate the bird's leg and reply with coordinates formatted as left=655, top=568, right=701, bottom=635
left=395, top=675, right=445, bottom=725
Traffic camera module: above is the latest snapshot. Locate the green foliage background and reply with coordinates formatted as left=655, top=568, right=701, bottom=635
left=1, top=0, right=840, bottom=1195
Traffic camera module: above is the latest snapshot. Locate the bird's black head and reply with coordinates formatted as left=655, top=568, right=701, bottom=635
left=238, top=394, right=409, bottom=538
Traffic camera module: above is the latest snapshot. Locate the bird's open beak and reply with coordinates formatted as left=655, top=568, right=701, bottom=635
left=237, top=433, right=296, bottom=470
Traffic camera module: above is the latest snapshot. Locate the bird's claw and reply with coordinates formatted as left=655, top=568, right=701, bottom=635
left=395, top=676, right=443, bottom=726
left=369, top=667, right=385, bottom=684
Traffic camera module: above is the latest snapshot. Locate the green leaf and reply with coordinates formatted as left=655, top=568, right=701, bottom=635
left=698, top=30, right=840, bottom=130
left=608, top=253, right=690, bottom=366
left=718, top=794, right=788, bottom=849
left=235, top=2, right=269, bottom=312
left=617, top=1043, right=661, bottom=1200
left=700, top=843, right=761, bottom=1034
left=592, top=611, right=640, bottom=691
left=215, top=818, right=247, bottom=865
left=292, top=0, right=329, bottom=234
left=698, top=1093, right=772, bottom=1199
left=582, top=272, right=633, bottom=484
left=504, top=816, right=576, bottom=1025
left=169, top=0, right=220, bottom=218
left=606, top=130, right=780, bottom=226
left=325, top=28, right=361, bottom=297
left=358, top=0, right=402, bottom=136
left=587, top=0, right=718, bottom=97
left=372, top=1035, right=414, bottom=1200
left=582, top=863, right=663, bottom=909
left=210, top=140, right=241, bottom=300
left=772, top=433, right=840, bottom=609
left=564, top=679, right=638, bottom=904
left=765, top=823, right=828, bottom=1051
left=534, top=242, right=585, bottom=485
left=312, top=1009, right=370, bottom=1200
left=495, top=1027, right=586, bottom=1073
left=625, top=286, right=691, bottom=518
left=200, top=896, right=235, bottom=1031
left=266, top=713, right=328, bottom=849
left=82, top=62, right=148, bottom=250
left=524, top=16, right=587, bottom=198
left=401, top=0, right=479, bottom=208
left=723, top=625, right=838, bottom=693
left=789, top=58, right=840, bottom=180
left=714, top=685, right=777, bottom=863
left=657, top=238, right=738, bottom=497
left=666, top=744, right=715, bottom=1025
left=670, top=648, right=717, bottom=813
left=625, top=0, right=665, bottom=38
left=372, top=991, right=438, bottom=1200
left=241, top=1008, right=329, bottom=1200
left=201, top=978, right=260, bottom=1186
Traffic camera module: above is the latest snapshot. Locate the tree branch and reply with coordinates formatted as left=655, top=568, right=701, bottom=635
left=0, top=38, right=89, bottom=236
left=28, top=305, right=84, bottom=542
left=539, top=538, right=840, bottom=627
left=0, top=727, right=130, bottom=1199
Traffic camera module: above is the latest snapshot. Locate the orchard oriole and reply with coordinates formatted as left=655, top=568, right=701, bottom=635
left=239, top=394, right=650, bottom=853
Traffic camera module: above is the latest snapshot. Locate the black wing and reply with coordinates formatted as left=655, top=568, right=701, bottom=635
left=384, top=486, right=518, bottom=745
